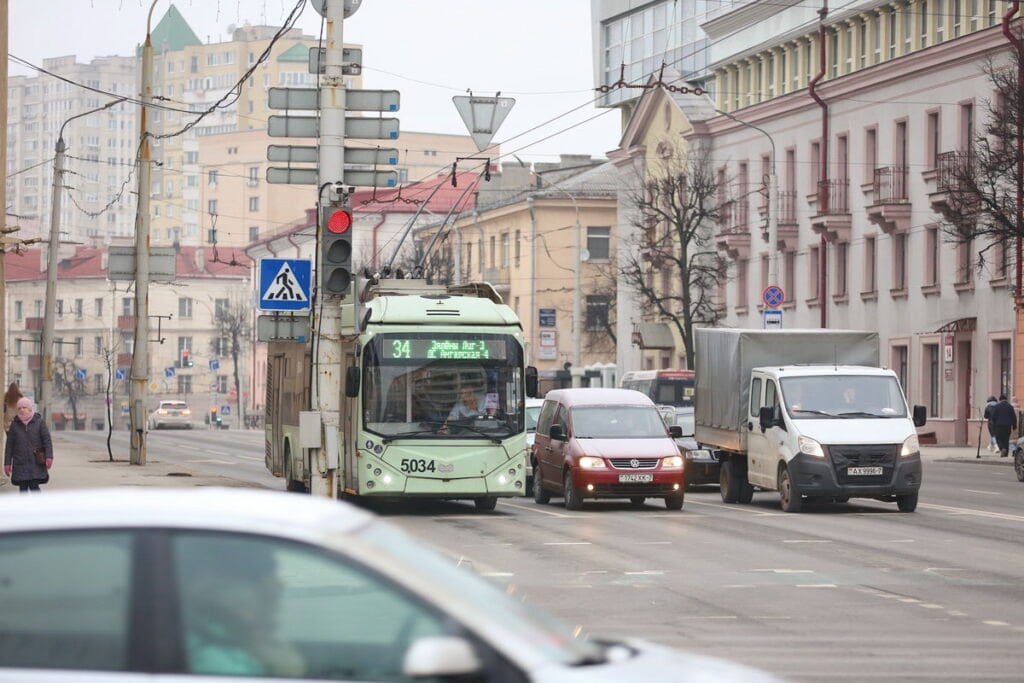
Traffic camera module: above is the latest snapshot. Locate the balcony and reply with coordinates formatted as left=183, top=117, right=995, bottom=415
left=117, top=315, right=135, bottom=330
left=866, top=167, right=910, bottom=233
left=716, top=228, right=751, bottom=260
left=930, top=151, right=976, bottom=221
left=24, top=317, right=43, bottom=331
left=809, top=179, right=851, bottom=242
left=760, top=190, right=800, bottom=250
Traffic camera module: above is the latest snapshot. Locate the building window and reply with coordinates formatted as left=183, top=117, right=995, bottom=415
left=208, top=170, right=218, bottom=186
left=178, top=297, right=193, bottom=319
left=249, top=226, right=259, bottom=243
left=992, top=237, right=1008, bottom=280
left=996, top=339, right=1012, bottom=398
left=13, top=301, right=22, bottom=320
left=864, top=235, right=877, bottom=293
left=783, top=251, right=796, bottom=303
left=514, top=230, right=521, bottom=267
left=587, top=226, right=611, bottom=260
left=760, top=254, right=769, bottom=292
left=835, top=242, right=848, bottom=297
left=892, top=232, right=907, bottom=291
left=489, top=236, right=496, bottom=268
left=808, top=246, right=820, bottom=300
left=736, top=259, right=749, bottom=309
left=500, top=232, right=509, bottom=268
left=207, top=199, right=218, bottom=215
left=95, top=297, right=103, bottom=317
left=122, top=297, right=134, bottom=316
left=920, top=0, right=929, bottom=48
left=248, top=197, right=259, bottom=212
left=953, top=0, right=962, bottom=37
left=73, top=299, right=83, bottom=319
left=217, top=375, right=229, bottom=393
left=889, top=8, right=897, bottom=58
left=865, top=127, right=877, bottom=183
left=465, top=241, right=472, bottom=276
left=94, top=336, right=103, bottom=355
left=956, top=237, right=974, bottom=284
left=925, top=343, right=940, bottom=417
left=56, top=299, right=64, bottom=319
left=215, top=299, right=229, bottom=318
left=893, top=345, right=909, bottom=397
left=248, top=166, right=259, bottom=185
left=585, top=295, right=610, bottom=331
left=74, top=337, right=83, bottom=357
left=960, top=102, right=974, bottom=150
left=215, top=337, right=230, bottom=357
left=914, top=227, right=936, bottom=291
left=926, top=111, right=940, bottom=169
left=177, top=375, right=193, bottom=395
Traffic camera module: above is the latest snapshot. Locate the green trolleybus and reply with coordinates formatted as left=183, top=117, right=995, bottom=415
left=265, top=280, right=536, bottom=510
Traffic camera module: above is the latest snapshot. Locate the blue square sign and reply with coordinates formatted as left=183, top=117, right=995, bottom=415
left=259, top=258, right=312, bottom=311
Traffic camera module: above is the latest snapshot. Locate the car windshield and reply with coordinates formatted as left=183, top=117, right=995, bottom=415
left=781, top=375, right=908, bottom=419
left=362, top=332, right=525, bottom=440
left=571, top=405, right=668, bottom=438
left=357, top=521, right=607, bottom=666
left=525, top=405, right=542, bottom=433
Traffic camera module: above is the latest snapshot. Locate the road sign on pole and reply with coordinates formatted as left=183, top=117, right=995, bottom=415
left=763, top=309, right=783, bottom=329
left=266, top=167, right=397, bottom=187
left=259, top=258, right=312, bottom=311
left=308, top=46, right=362, bottom=75
left=268, top=116, right=400, bottom=140
left=762, top=285, right=785, bottom=309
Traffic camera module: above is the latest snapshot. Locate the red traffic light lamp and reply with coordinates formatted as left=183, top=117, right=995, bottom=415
left=321, top=205, right=354, bottom=296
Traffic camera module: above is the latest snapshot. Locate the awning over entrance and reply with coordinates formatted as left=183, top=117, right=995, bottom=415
left=933, top=317, right=977, bottom=333
left=631, top=322, right=675, bottom=349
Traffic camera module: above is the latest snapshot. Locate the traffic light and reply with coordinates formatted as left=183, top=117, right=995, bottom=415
left=321, top=204, right=353, bottom=297
left=181, top=349, right=193, bottom=367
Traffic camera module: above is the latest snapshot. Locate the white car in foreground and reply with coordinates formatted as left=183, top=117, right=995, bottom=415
left=0, top=488, right=781, bottom=683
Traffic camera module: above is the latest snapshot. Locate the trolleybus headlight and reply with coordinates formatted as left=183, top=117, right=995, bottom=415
left=900, top=434, right=920, bottom=457
left=373, top=468, right=382, bottom=476
left=797, top=435, right=825, bottom=457
left=578, top=456, right=606, bottom=469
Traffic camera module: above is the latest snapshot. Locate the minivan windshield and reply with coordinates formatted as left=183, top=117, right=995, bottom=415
left=781, top=375, right=908, bottom=419
left=571, top=405, right=668, bottom=438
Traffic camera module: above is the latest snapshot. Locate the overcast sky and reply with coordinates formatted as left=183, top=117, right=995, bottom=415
left=8, top=0, right=622, bottom=165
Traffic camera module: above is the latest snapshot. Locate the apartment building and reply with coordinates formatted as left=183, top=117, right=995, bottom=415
left=607, top=1, right=1020, bottom=443
left=3, top=245, right=252, bottom=428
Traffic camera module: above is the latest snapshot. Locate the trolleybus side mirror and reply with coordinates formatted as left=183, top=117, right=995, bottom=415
left=525, top=366, right=538, bottom=397
left=345, top=367, right=360, bottom=398
left=912, top=404, right=927, bottom=427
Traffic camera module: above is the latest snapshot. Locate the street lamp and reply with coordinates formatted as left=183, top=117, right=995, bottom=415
left=714, top=108, right=778, bottom=288
left=39, top=97, right=127, bottom=431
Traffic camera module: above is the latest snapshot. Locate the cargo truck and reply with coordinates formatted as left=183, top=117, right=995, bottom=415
left=694, top=328, right=927, bottom=512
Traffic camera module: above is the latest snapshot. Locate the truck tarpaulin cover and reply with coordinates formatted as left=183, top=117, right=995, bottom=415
left=694, top=328, right=879, bottom=450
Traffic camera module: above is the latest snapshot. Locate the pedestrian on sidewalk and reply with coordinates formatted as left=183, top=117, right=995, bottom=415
left=990, top=394, right=1017, bottom=458
left=984, top=395, right=999, bottom=452
left=3, top=383, right=23, bottom=433
left=3, top=397, right=53, bottom=493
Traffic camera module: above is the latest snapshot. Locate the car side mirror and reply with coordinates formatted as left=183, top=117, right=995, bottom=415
left=758, top=405, right=774, bottom=432
left=669, top=425, right=683, bottom=438
left=525, top=365, right=538, bottom=398
left=912, top=404, right=927, bottom=427
left=549, top=423, right=566, bottom=440
left=403, top=636, right=481, bottom=679
left=344, top=367, right=360, bottom=398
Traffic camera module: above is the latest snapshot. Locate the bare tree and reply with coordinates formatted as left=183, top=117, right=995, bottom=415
left=208, top=296, right=252, bottom=429
left=53, top=357, right=86, bottom=431
left=936, top=54, right=1024, bottom=276
left=99, top=339, right=120, bottom=461
left=619, top=138, right=727, bottom=366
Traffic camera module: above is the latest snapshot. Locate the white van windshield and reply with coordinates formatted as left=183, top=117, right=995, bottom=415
left=571, top=406, right=668, bottom=438
left=781, top=375, right=908, bottom=419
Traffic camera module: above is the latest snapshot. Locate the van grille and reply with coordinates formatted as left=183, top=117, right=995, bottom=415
left=609, top=458, right=659, bottom=469
left=828, top=444, right=898, bottom=485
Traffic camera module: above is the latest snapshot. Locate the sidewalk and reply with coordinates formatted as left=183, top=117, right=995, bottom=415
left=0, top=435, right=1013, bottom=493
left=0, top=431, right=265, bottom=492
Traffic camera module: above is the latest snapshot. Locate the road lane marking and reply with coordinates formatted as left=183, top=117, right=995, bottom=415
left=962, top=489, right=1000, bottom=495
left=544, top=541, right=591, bottom=546
left=624, top=570, right=665, bottom=575
left=750, top=568, right=814, bottom=573
left=498, top=501, right=575, bottom=518
left=686, top=499, right=785, bottom=516
left=797, top=584, right=837, bottom=588
left=188, top=458, right=234, bottom=464
left=236, top=454, right=262, bottom=461
left=984, top=620, right=1012, bottom=627
left=919, top=502, right=1024, bottom=522
left=783, top=539, right=832, bottom=544
left=635, top=541, right=672, bottom=545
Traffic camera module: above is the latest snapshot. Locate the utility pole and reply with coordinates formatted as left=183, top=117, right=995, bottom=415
left=0, top=0, right=8, bottom=429
left=310, top=0, right=349, bottom=497
left=129, top=1, right=158, bottom=466
left=40, top=99, right=125, bottom=431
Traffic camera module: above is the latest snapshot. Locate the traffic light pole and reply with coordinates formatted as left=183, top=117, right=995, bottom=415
left=311, top=0, right=348, bottom=498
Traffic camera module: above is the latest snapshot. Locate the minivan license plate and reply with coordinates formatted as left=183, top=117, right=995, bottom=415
left=619, top=473, right=653, bottom=483
left=847, top=466, right=883, bottom=476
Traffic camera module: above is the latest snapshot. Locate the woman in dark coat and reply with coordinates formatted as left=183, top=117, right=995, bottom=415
left=3, top=397, right=53, bottom=492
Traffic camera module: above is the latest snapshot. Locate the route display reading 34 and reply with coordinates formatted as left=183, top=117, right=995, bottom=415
left=383, top=338, right=507, bottom=360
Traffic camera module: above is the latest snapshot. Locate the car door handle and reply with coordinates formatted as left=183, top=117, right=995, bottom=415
left=747, top=421, right=753, bottom=430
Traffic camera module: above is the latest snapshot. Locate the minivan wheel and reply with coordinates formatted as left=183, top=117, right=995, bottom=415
left=533, top=467, right=551, bottom=504
left=778, top=465, right=802, bottom=513
left=720, top=460, right=740, bottom=503
left=664, top=493, right=684, bottom=511
left=563, top=470, right=583, bottom=511
left=896, top=492, right=918, bottom=512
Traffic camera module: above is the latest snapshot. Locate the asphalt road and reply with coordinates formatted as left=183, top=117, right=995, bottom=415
left=51, top=431, right=1024, bottom=681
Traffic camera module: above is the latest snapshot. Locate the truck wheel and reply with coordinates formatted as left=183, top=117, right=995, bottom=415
left=474, top=496, right=498, bottom=512
left=896, top=492, right=918, bottom=512
left=563, top=470, right=583, bottom=511
left=738, top=481, right=754, bottom=504
left=720, top=459, right=740, bottom=503
left=664, top=493, right=684, bottom=510
left=1015, top=450, right=1024, bottom=482
left=532, top=468, right=551, bottom=504
left=778, top=465, right=802, bottom=513
left=284, top=446, right=306, bottom=493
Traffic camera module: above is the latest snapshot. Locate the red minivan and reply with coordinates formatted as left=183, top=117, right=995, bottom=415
left=530, top=388, right=685, bottom=510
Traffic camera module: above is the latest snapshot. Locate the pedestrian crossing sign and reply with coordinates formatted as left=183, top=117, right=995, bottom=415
left=259, top=258, right=312, bottom=311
